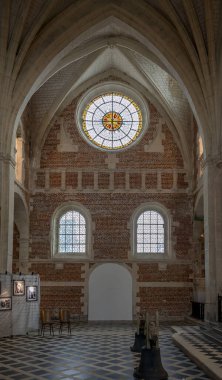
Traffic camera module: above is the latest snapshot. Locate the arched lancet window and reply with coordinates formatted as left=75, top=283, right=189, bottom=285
left=15, top=124, right=25, bottom=184
left=131, top=203, right=171, bottom=260
left=137, top=210, right=164, bottom=254
left=51, top=203, right=92, bottom=259
left=58, top=210, right=86, bottom=254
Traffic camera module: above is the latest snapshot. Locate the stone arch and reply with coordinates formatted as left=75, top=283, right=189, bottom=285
left=7, top=8, right=211, bottom=157
left=88, top=263, right=133, bottom=321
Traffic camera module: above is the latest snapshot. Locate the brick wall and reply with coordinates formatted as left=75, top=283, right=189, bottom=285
left=40, top=101, right=184, bottom=170
left=41, top=286, right=83, bottom=315
left=138, top=287, right=192, bottom=317
left=27, top=98, right=193, bottom=320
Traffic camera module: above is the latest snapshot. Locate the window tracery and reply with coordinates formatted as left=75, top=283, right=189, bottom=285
left=81, top=92, right=143, bottom=151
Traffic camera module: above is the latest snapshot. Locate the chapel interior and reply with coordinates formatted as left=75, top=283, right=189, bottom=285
left=0, top=1, right=222, bottom=379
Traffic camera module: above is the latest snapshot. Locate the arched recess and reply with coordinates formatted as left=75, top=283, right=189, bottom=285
left=88, top=263, right=132, bottom=321
left=193, top=190, right=205, bottom=303
left=14, top=185, right=29, bottom=273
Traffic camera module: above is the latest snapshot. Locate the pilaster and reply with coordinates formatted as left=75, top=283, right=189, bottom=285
left=0, top=153, right=15, bottom=272
left=19, top=237, right=30, bottom=273
left=203, top=157, right=222, bottom=321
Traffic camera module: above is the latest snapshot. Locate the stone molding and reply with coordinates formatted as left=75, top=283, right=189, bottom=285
left=33, top=168, right=189, bottom=193
left=0, top=153, right=16, bottom=168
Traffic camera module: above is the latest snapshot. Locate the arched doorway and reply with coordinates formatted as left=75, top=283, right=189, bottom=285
left=88, top=263, right=132, bottom=321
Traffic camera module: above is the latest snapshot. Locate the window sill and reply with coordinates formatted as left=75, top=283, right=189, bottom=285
left=130, top=253, right=170, bottom=261
left=53, top=254, right=90, bottom=261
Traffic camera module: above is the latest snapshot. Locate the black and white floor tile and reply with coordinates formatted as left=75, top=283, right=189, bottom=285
left=179, top=330, right=222, bottom=368
left=0, top=323, right=210, bottom=379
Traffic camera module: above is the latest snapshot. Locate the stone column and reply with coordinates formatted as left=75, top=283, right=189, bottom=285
left=214, top=163, right=222, bottom=311
left=19, top=237, right=30, bottom=273
left=0, top=154, right=15, bottom=273
left=203, top=158, right=222, bottom=321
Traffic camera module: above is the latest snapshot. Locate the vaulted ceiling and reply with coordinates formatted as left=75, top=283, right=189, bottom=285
left=1, top=0, right=221, bottom=164
left=30, top=34, right=192, bottom=165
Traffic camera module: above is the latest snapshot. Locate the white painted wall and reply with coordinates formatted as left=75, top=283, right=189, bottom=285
left=88, top=263, right=132, bottom=321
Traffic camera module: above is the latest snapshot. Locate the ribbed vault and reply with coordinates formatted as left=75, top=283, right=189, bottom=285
left=0, top=0, right=221, bottom=161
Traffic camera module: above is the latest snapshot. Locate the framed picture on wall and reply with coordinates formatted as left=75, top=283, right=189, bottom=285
left=13, top=280, right=25, bottom=296
left=0, top=297, right=12, bottom=311
left=26, top=286, right=38, bottom=302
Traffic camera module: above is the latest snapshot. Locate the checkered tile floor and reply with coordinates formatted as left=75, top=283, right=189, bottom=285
left=177, top=326, right=222, bottom=368
left=182, top=333, right=222, bottom=364
left=0, top=323, right=210, bottom=379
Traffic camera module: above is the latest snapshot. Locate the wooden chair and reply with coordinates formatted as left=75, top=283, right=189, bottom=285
left=59, top=309, right=71, bottom=335
left=40, top=309, right=55, bottom=336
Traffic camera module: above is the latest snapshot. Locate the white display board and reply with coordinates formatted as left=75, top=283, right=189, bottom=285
left=0, top=273, right=13, bottom=337
left=0, top=274, right=40, bottom=337
left=88, top=263, right=132, bottom=321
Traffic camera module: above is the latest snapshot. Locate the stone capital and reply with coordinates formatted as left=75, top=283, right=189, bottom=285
left=202, top=154, right=222, bottom=170
left=0, top=152, right=16, bottom=168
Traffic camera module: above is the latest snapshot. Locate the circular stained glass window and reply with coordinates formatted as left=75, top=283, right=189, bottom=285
left=81, top=92, right=143, bottom=151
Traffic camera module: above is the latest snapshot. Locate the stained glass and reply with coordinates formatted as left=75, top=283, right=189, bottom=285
left=66, top=235, right=72, bottom=244
left=137, top=234, right=143, bottom=243
left=66, top=211, right=73, bottom=220
left=136, top=210, right=165, bottom=254
left=151, top=235, right=157, bottom=243
left=142, top=244, right=149, bottom=252
left=158, top=235, right=164, bottom=243
left=144, top=236, right=151, bottom=243
left=58, top=210, right=86, bottom=254
left=59, top=225, right=66, bottom=234
left=59, top=235, right=65, bottom=244
left=79, top=215, right=85, bottom=224
left=80, top=226, right=85, bottom=233
left=82, top=92, right=142, bottom=151
left=137, top=244, right=143, bottom=253
left=65, top=225, right=72, bottom=234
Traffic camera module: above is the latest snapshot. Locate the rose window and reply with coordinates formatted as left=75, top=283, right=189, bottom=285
left=81, top=92, right=143, bottom=151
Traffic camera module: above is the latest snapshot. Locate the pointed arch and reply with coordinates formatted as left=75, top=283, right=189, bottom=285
left=7, top=4, right=211, bottom=156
